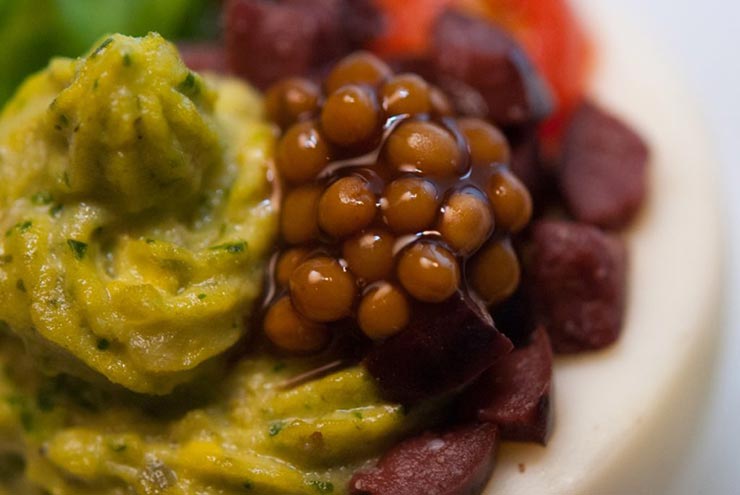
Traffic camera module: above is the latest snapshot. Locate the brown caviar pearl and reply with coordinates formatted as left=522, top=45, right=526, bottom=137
left=429, top=86, right=454, bottom=117
left=358, top=283, right=411, bottom=340
left=486, top=168, right=533, bottom=233
left=282, top=185, right=322, bottom=244
left=438, top=188, right=494, bottom=255
left=318, top=176, right=377, bottom=239
left=276, top=248, right=311, bottom=287
left=382, top=177, right=439, bottom=234
left=381, top=73, right=431, bottom=116
left=265, top=78, right=320, bottom=129
left=397, top=241, right=460, bottom=303
left=276, top=121, right=331, bottom=184
left=469, top=239, right=520, bottom=305
left=458, top=118, right=510, bottom=166
left=321, top=85, right=380, bottom=147
left=384, top=121, right=463, bottom=177
left=264, top=296, right=330, bottom=353
left=290, top=257, right=357, bottom=322
left=342, top=230, right=395, bottom=282
left=325, top=51, right=392, bottom=94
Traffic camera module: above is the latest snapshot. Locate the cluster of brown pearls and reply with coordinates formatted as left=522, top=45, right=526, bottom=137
left=262, top=52, right=532, bottom=353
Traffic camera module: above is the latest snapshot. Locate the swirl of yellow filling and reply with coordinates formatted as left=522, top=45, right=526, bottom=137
left=0, top=34, right=277, bottom=394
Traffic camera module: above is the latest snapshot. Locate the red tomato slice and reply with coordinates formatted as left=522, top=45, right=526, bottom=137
left=477, top=0, right=592, bottom=114
left=370, top=0, right=591, bottom=119
left=370, top=0, right=456, bottom=56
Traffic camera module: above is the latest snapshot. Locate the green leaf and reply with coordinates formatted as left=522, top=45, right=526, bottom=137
left=307, top=480, right=334, bottom=494
left=0, top=0, right=213, bottom=107
left=268, top=421, right=284, bottom=437
left=66, top=239, right=88, bottom=260
left=49, top=204, right=64, bottom=217
left=0, top=0, right=59, bottom=106
left=90, top=37, right=113, bottom=58
left=109, top=441, right=127, bottom=453
left=209, top=241, right=247, bottom=254
left=31, top=191, right=53, bottom=205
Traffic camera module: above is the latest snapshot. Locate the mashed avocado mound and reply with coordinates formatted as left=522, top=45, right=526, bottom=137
left=0, top=33, right=277, bottom=394
left=0, top=35, right=424, bottom=495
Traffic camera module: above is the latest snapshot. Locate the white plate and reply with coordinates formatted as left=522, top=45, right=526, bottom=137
left=486, top=1, right=723, bottom=493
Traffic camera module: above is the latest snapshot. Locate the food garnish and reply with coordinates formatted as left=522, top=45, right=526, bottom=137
left=0, top=1, right=652, bottom=493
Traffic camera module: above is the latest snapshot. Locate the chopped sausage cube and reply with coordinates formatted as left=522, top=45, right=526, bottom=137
left=560, top=101, right=649, bottom=229
left=462, top=327, right=553, bottom=444
left=350, top=422, right=499, bottom=495
left=530, top=220, right=627, bottom=353
left=431, top=11, right=553, bottom=126
left=225, top=0, right=382, bottom=89
left=178, top=43, right=227, bottom=73
left=364, top=293, right=513, bottom=403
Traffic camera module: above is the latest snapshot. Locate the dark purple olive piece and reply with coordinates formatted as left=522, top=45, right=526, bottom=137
left=291, top=0, right=354, bottom=61
left=508, top=126, right=548, bottom=204
left=462, top=327, right=553, bottom=444
left=364, top=293, right=513, bottom=404
left=224, top=0, right=379, bottom=89
left=341, top=0, right=385, bottom=48
left=431, top=11, right=553, bottom=126
left=491, top=286, right=537, bottom=349
left=560, top=101, right=649, bottom=229
left=530, top=220, right=627, bottom=353
left=226, top=0, right=315, bottom=89
left=349, top=422, right=499, bottom=495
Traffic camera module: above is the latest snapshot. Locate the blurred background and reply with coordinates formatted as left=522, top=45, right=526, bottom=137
left=0, top=0, right=221, bottom=104
left=610, top=0, right=739, bottom=493
left=0, top=0, right=737, bottom=492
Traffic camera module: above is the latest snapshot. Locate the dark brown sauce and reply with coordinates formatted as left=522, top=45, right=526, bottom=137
left=259, top=53, right=530, bottom=354
left=262, top=110, right=515, bottom=340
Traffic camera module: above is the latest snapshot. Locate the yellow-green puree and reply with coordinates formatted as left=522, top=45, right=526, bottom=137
left=0, top=32, right=276, bottom=394
left=0, top=34, right=423, bottom=494
left=0, top=331, right=423, bottom=495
